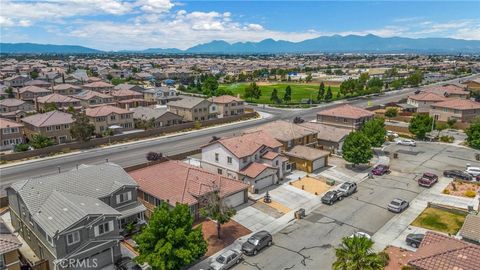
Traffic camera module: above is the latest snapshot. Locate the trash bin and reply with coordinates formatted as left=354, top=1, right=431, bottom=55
left=326, top=179, right=335, bottom=186
left=295, top=208, right=305, bottom=219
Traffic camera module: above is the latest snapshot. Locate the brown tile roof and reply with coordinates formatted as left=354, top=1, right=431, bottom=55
left=167, top=96, right=209, bottom=109
left=21, top=110, right=74, bottom=127
left=83, top=81, right=113, bottom=88
left=317, top=104, right=374, bottom=119
left=85, top=105, right=131, bottom=117
left=432, top=99, right=480, bottom=110
left=24, top=79, right=51, bottom=87
left=247, top=120, right=316, bottom=142
left=53, top=83, right=81, bottom=91
left=0, top=220, right=22, bottom=254
left=240, top=162, right=272, bottom=178
left=211, top=130, right=283, bottom=158
left=73, top=90, right=112, bottom=100
left=36, top=93, right=80, bottom=103
left=459, top=214, right=480, bottom=242
left=423, top=85, right=468, bottom=96
left=408, top=231, right=480, bottom=270
left=129, top=161, right=248, bottom=206
left=0, top=98, right=25, bottom=107
left=298, top=122, right=351, bottom=143
left=0, top=118, right=23, bottom=129
left=408, top=92, right=447, bottom=102
left=285, top=145, right=329, bottom=161
left=17, top=85, right=51, bottom=94
left=262, top=151, right=280, bottom=160
left=110, top=89, right=143, bottom=98
left=212, top=95, right=244, bottom=104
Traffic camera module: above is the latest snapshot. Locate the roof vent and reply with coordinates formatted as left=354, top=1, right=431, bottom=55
left=48, top=216, right=53, bottom=220
left=63, top=208, right=68, bottom=211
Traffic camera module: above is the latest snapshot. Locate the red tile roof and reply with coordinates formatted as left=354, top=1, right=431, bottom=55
left=0, top=118, right=23, bottom=129
left=408, top=92, right=447, bottom=102
left=53, top=84, right=81, bottom=91
left=212, top=130, right=283, bottom=158
left=85, top=105, right=131, bottom=117
left=317, top=104, right=374, bottom=119
left=17, top=85, right=51, bottom=94
left=21, top=110, right=74, bottom=127
left=110, top=89, right=143, bottom=98
left=423, top=85, right=468, bottom=96
left=262, top=151, right=280, bottom=160
left=212, top=95, right=244, bottom=104
left=432, top=99, right=480, bottom=110
left=128, top=161, right=248, bottom=206
left=240, top=162, right=272, bottom=178
left=36, top=93, right=80, bottom=103
left=408, top=231, right=480, bottom=270
left=83, top=81, right=113, bottom=88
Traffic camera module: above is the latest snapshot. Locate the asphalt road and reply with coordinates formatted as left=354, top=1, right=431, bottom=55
left=0, top=74, right=474, bottom=192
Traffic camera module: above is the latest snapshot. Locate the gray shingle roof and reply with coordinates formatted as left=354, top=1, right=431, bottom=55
left=167, top=95, right=210, bottom=109
left=459, top=214, right=480, bottom=242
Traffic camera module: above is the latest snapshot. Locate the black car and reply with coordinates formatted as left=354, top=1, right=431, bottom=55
left=241, top=231, right=272, bottom=256
left=115, top=257, right=141, bottom=270
left=405, top=233, right=424, bottom=248
left=321, top=190, right=343, bottom=205
left=443, top=170, right=473, bottom=181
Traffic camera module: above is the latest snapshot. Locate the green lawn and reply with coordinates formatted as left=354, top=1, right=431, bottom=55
left=218, top=83, right=340, bottom=104
left=411, top=207, right=467, bottom=234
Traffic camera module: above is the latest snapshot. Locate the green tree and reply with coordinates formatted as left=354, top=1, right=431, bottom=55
left=317, top=82, right=325, bottom=101
left=406, top=70, right=423, bottom=87
left=384, top=108, right=398, bottom=120
left=200, top=189, right=236, bottom=239
left=283, top=85, right=292, bottom=103
left=366, top=78, right=383, bottom=93
left=134, top=203, right=207, bottom=270
left=202, top=76, right=219, bottom=96
left=390, top=79, right=405, bottom=90
left=465, top=118, right=480, bottom=149
left=361, top=118, right=386, bottom=147
left=409, top=114, right=433, bottom=139
left=70, top=112, right=95, bottom=141
left=29, top=134, right=54, bottom=149
left=244, top=82, right=261, bottom=101
left=325, top=86, right=333, bottom=101
left=30, top=71, right=39, bottom=79
left=270, top=88, right=280, bottom=104
left=305, top=73, right=312, bottom=82
left=66, top=105, right=76, bottom=114
left=14, top=143, right=30, bottom=152
left=5, top=87, right=14, bottom=98
left=43, top=103, right=58, bottom=112
left=106, top=74, right=113, bottom=80
left=333, top=236, right=385, bottom=270
left=358, top=72, right=370, bottom=85
left=342, top=131, right=373, bottom=166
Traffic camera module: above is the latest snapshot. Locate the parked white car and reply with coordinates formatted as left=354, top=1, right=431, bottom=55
left=397, top=139, right=416, bottom=147
left=466, top=166, right=480, bottom=177
left=386, top=131, right=399, bottom=138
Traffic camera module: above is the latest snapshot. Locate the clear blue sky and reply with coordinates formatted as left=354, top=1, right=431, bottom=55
left=1, top=1, right=479, bottom=50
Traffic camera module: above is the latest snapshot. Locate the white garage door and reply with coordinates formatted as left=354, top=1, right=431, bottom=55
left=224, top=191, right=246, bottom=207
left=312, top=157, right=326, bottom=171
left=254, top=175, right=274, bottom=191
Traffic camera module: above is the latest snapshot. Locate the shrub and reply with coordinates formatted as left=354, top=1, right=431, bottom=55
left=439, top=135, right=454, bottom=143
left=146, top=152, right=162, bottom=161
left=194, top=121, right=202, bottom=129
left=14, top=143, right=30, bottom=152
left=443, top=189, right=450, bottom=194
left=464, top=190, right=476, bottom=198
left=378, top=251, right=390, bottom=266
left=402, top=266, right=413, bottom=270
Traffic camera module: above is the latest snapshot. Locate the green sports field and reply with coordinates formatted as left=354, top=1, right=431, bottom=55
left=218, top=83, right=340, bottom=104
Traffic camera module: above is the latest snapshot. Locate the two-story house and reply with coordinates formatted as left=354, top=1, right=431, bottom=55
left=21, top=110, right=74, bottom=144
left=316, top=104, right=375, bottom=130
left=82, top=81, right=114, bottom=93
left=212, top=95, right=245, bottom=118
left=167, top=96, right=217, bottom=122
left=0, top=118, right=24, bottom=151
left=407, top=92, right=447, bottom=113
left=429, top=99, right=480, bottom=123
left=110, top=89, right=148, bottom=109
left=143, top=87, right=179, bottom=105
left=3, top=75, right=29, bottom=88
left=0, top=219, right=22, bottom=270
left=36, top=93, right=82, bottom=112
left=52, top=84, right=82, bottom=95
left=113, top=83, right=145, bottom=93
left=0, top=98, right=34, bottom=120
left=6, top=163, right=146, bottom=270
left=423, top=85, right=470, bottom=99
left=73, top=90, right=115, bottom=108
left=247, top=120, right=317, bottom=150
left=85, top=105, right=134, bottom=134
left=131, top=106, right=183, bottom=128
left=15, top=86, right=51, bottom=103
left=201, top=131, right=291, bottom=193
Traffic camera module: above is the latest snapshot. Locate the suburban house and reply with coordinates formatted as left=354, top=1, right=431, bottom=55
left=52, top=84, right=82, bottom=95
left=429, top=99, right=480, bottom=123
left=459, top=214, right=480, bottom=245
left=82, top=81, right=114, bottom=93
left=407, top=92, right=447, bottom=113
left=212, top=95, right=245, bottom=118
left=128, top=160, right=248, bottom=220
left=73, top=90, right=115, bottom=107
left=3, top=75, right=29, bottom=88
left=35, top=93, right=81, bottom=112
left=407, top=231, right=480, bottom=270
left=201, top=131, right=291, bottom=193
left=284, top=145, right=330, bottom=173
left=463, top=78, right=480, bottom=92
left=21, top=110, right=74, bottom=144
left=111, top=89, right=148, bottom=109
left=0, top=98, right=34, bottom=120
left=131, top=106, right=183, bottom=128
left=316, top=104, right=374, bottom=130
left=14, top=86, right=51, bottom=103
left=24, top=79, right=51, bottom=88
left=298, top=122, right=351, bottom=154
left=0, top=118, right=24, bottom=151
left=6, top=163, right=146, bottom=270
left=113, top=83, right=145, bottom=93
left=0, top=219, right=22, bottom=270
left=247, top=120, right=317, bottom=150
left=423, top=85, right=470, bottom=99
left=143, top=87, right=179, bottom=105
left=167, top=96, right=217, bottom=122
left=85, top=105, right=134, bottom=134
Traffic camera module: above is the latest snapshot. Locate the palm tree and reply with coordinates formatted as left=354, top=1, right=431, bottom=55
left=333, top=236, right=384, bottom=270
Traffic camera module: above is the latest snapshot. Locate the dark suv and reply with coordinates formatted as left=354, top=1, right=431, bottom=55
left=443, top=170, right=473, bottom=181
left=241, top=231, right=272, bottom=256
left=418, top=173, right=438, bottom=187
left=405, top=233, right=424, bottom=248
left=321, top=190, right=343, bottom=205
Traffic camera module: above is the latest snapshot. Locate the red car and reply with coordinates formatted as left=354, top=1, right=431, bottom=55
left=418, top=173, right=438, bottom=187
left=372, top=164, right=390, bottom=176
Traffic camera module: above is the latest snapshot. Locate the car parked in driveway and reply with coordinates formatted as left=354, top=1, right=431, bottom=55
left=337, top=182, right=357, bottom=197
left=397, top=139, right=416, bottom=147
left=466, top=166, right=480, bottom=177
left=418, top=173, right=438, bottom=187
left=372, top=164, right=389, bottom=176
left=241, top=231, right=272, bottom=256
left=443, top=170, right=473, bottom=181
left=388, top=198, right=409, bottom=213
left=405, top=233, right=425, bottom=248
left=321, top=190, right=344, bottom=205
left=210, top=249, right=242, bottom=270
left=115, top=257, right=141, bottom=270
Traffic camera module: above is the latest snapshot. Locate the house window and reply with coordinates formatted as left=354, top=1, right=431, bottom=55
left=47, top=235, right=54, bottom=246
left=227, top=156, right=232, bottom=164
left=95, top=221, right=113, bottom=236
left=56, top=125, right=61, bottom=130
left=116, top=191, right=132, bottom=204
left=46, top=126, right=52, bottom=131
left=217, top=168, right=223, bottom=174
left=0, top=254, right=4, bottom=268
left=215, top=153, right=219, bottom=162
left=110, top=115, right=116, bottom=120
left=66, top=231, right=80, bottom=246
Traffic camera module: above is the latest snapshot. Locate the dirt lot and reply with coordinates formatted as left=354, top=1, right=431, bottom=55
left=201, top=219, right=251, bottom=257
left=291, top=176, right=331, bottom=195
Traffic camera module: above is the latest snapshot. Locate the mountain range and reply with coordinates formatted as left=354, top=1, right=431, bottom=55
left=2, top=35, right=480, bottom=54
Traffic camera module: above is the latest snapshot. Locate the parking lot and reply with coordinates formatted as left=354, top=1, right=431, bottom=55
left=231, top=142, right=480, bottom=270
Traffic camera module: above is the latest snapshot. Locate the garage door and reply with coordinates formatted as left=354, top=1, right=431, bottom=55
left=224, top=191, right=246, bottom=207
left=254, top=175, right=274, bottom=191
left=312, top=157, right=326, bottom=171
left=90, top=248, right=113, bottom=269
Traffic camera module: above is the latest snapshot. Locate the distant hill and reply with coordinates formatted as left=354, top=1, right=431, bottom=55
left=2, top=35, right=480, bottom=54
left=0, top=43, right=102, bottom=54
